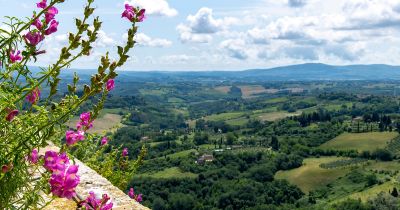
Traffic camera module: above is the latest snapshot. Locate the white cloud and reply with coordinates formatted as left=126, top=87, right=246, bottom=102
left=135, top=33, right=172, bottom=47
left=160, top=54, right=194, bottom=64
left=177, top=7, right=238, bottom=43
left=96, top=30, right=115, bottom=47
left=338, top=0, right=400, bottom=30
left=125, top=0, right=178, bottom=17
left=220, top=39, right=249, bottom=60
left=288, top=0, right=307, bottom=8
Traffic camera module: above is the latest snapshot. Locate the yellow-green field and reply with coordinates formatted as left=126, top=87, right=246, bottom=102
left=138, top=167, right=197, bottom=179
left=275, top=157, right=350, bottom=193
left=337, top=181, right=400, bottom=203
left=205, top=112, right=245, bottom=121
left=319, top=132, right=398, bottom=152
left=365, top=160, right=400, bottom=172
left=252, top=111, right=301, bottom=122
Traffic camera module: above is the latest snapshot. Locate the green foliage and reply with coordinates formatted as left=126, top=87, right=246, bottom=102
left=0, top=0, right=143, bottom=208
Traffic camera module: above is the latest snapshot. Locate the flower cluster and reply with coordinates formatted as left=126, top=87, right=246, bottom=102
left=78, top=112, right=93, bottom=130
left=128, top=188, right=143, bottom=203
left=23, top=0, right=60, bottom=49
left=65, top=112, right=95, bottom=146
left=26, top=88, right=41, bottom=104
left=121, top=4, right=146, bottom=22
left=81, top=191, right=113, bottom=210
left=44, top=151, right=80, bottom=199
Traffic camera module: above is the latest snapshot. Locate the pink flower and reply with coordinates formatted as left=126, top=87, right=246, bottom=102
left=49, top=164, right=80, bottom=199
left=5, top=109, right=19, bottom=122
left=128, top=188, right=135, bottom=198
left=137, top=9, right=146, bottom=22
left=122, top=148, right=128, bottom=157
left=9, top=50, right=22, bottom=63
left=82, top=192, right=113, bottom=210
left=122, top=4, right=135, bottom=22
left=44, top=151, right=70, bottom=172
left=29, top=149, right=39, bottom=164
left=36, top=0, right=47, bottom=8
left=101, top=137, right=108, bottom=146
left=32, top=16, right=43, bottom=30
left=65, top=130, right=85, bottom=146
left=26, top=88, right=41, bottom=104
left=128, top=188, right=143, bottom=203
left=45, top=6, right=58, bottom=23
left=136, top=194, right=143, bottom=203
left=78, top=112, right=93, bottom=130
left=106, top=79, right=115, bottom=91
left=25, top=31, right=44, bottom=46
left=45, top=20, right=59, bottom=35
left=1, top=163, right=13, bottom=173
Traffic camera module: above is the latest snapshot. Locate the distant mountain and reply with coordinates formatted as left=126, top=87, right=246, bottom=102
left=239, top=63, right=400, bottom=81
left=30, top=63, right=400, bottom=82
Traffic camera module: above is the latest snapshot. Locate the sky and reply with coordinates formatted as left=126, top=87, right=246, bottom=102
left=1, top=0, right=400, bottom=71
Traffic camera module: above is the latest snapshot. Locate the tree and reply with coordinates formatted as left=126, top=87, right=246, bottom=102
left=366, top=174, right=378, bottom=187
left=226, top=133, right=236, bottom=146
left=169, top=193, right=196, bottom=210
left=271, top=136, right=279, bottom=151
left=391, top=187, right=399, bottom=197
left=194, top=132, right=209, bottom=145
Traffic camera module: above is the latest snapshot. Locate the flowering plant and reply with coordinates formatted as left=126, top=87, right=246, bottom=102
left=0, top=0, right=145, bottom=208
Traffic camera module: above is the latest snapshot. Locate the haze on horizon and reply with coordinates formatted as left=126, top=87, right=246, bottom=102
left=1, top=0, right=400, bottom=71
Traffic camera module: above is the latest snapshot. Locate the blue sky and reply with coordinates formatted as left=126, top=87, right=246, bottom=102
left=1, top=0, right=400, bottom=71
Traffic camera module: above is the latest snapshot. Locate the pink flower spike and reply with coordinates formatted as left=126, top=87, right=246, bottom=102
left=26, top=88, right=41, bottom=104
left=9, top=50, right=22, bottom=63
left=29, top=149, right=39, bottom=164
left=136, top=194, right=143, bottom=203
left=49, top=164, right=80, bottom=199
left=78, top=112, right=93, bottom=130
left=25, top=31, right=44, bottom=46
left=43, top=150, right=59, bottom=171
left=32, top=16, right=43, bottom=30
left=128, top=188, right=135, bottom=199
left=122, top=148, right=128, bottom=157
left=45, top=20, right=59, bottom=35
left=45, top=6, right=58, bottom=23
left=122, top=4, right=135, bottom=21
left=106, top=79, right=115, bottom=91
left=5, top=109, right=19, bottom=122
left=65, top=130, right=85, bottom=146
left=82, top=191, right=113, bottom=210
left=36, top=0, right=47, bottom=9
left=101, top=137, right=108, bottom=146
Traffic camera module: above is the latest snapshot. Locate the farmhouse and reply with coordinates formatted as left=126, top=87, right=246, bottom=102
left=196, top=154, right=215, bottom=164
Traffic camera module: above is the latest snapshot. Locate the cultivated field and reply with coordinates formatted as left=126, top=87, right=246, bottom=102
left=138, top=167, right=197, bottom=179
left=275, top=157, right=350, bottom=193
left=319, top=132, right=398, bottom=152
left=239, top=85, right=278, bottom=98
left=214, top=86, right=231, bottom=94
left=253, top=111, right=302, bottom=122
